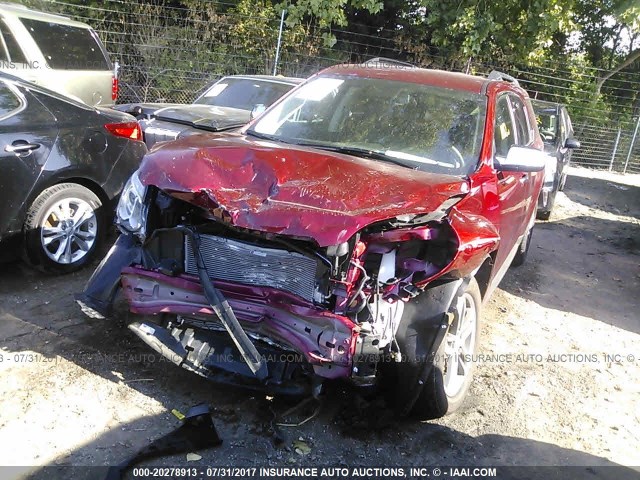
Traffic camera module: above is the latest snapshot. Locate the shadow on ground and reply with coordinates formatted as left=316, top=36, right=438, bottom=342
left=20, top=409, right=640, bottom=480
left=562, top=172, right=640, bottom=219
left=501, top=170, right=639, bottom=335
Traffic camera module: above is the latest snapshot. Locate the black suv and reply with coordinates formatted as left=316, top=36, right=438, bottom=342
left=532, top=99, right=580, bottom=220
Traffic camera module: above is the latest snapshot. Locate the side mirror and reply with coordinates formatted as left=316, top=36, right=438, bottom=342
left=131, top=105, right=144, bottom=118
left=564, top=137, right=580, bottom=149
left=250, top=104, right=266, bottom=120
left=495, top=146, right=546, bottom=173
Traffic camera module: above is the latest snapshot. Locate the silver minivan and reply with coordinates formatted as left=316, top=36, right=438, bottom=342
left=0, top=3, right=117, bottom=106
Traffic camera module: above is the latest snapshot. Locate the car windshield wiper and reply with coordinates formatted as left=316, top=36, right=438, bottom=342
left=152, top=116, right=245, bottom=133
left=209, top=124, right=245, bottom=132
left=295, top=143, right=415, bottom=170
left=245, top=130, right=284, bottom=142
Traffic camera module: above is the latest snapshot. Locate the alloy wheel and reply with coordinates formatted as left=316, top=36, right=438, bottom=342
left=39, top=197, right=98, bottom=265
left=442, top=292, right=478, bottom=397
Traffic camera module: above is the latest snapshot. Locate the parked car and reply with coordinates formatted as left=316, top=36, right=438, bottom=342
left=531, top=99, right=580, bottom=220
left=0, top=3, right=118, bottom=106
left=115, top=75, right=303, bottom=148
left=0, top=72, right=146, bottom=273
left=77, top=65, right=545, bottom=419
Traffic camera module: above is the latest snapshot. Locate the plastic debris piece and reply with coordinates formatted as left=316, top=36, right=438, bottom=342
left=172, top=409, right=185, bottom=421
left=292, top=439, right=311, bottom=456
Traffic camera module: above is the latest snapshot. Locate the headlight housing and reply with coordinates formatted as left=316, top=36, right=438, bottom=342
left=116, top=171, right=147, bottom=236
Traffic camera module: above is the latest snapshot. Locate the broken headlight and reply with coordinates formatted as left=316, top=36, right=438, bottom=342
left=116, top=170, right=147, bottom=237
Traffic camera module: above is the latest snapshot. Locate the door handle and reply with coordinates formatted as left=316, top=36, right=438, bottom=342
left=5, top=142, right=41, bottom=154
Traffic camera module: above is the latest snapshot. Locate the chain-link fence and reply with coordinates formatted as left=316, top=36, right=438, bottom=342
left=16, top=0, right=640, bottom=174
left=571, top=122, right=640, bottom=174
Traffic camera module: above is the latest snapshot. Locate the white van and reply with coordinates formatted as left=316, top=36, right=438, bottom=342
left=0, top=3, right=117, bottom=106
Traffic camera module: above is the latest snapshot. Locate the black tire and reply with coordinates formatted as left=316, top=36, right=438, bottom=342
left=536, top=210, right=551, bottom=221
left=511, top=222, right=533, bottom=267
left=411, top=278, right=482, bottom=420
left=536, top=190, right=555, bottom=221
left=23, top=183, right=105, bottom=274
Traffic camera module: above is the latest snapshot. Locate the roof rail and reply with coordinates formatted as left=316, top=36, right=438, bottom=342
left=487, top=70, right=520, bottom=87
left=362, top=57, right=415, bottom=68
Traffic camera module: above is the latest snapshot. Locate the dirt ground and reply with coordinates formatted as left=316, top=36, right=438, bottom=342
left=0, top=166, right=639, bottom=480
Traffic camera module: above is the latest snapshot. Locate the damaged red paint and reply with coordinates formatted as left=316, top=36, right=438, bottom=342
left=78, top=64, right=546, bottom=415
left=138, top=134, right=469, bottom=246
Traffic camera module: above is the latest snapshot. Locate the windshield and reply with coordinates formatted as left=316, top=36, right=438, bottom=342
left=249, top=75, right=487, bottom=175
left=194, top=77, right=296, bottom=111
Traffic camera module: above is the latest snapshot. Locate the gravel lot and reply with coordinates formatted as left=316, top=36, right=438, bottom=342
left=1, top=166, right=639, bottom=480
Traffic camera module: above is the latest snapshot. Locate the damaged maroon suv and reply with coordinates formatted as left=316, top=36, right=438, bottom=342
left=77, top=65, right=545, bottom=419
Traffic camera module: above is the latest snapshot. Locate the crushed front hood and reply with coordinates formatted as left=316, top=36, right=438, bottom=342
left=138, top=134, right=469, bottom=246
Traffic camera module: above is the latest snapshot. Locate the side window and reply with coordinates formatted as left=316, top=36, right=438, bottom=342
left=494, top=95, right=516, bottom=157
left=558, top=108, right=567, bottom=144
left=561, top=107, right=573, bottom=139
left=0, top=20, right=27, bottom=63
left=0, top=82, right=22, bottom=119
left=18, top=18, right=109, bottom=70
left=509, top=95, right=532, bottom=146
left=564, top=108, right=573, bottom=135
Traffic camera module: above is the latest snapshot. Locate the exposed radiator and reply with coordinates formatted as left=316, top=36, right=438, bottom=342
left=184, top=234, right=318, bottom=302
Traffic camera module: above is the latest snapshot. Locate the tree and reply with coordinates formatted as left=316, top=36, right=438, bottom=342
left=277, top=0, right=383, bottom=46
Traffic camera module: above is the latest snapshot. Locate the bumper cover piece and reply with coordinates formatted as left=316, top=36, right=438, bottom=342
left=75, top=234, right=141, bottom=319
left=129, top=320, right=314, bottom=395
left=121, top=266, right=356, bottom=381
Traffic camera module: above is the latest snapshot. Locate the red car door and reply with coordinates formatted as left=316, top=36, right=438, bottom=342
left=509, top=92, right=540, bottom=224
left=492, top=93, right=530, bottom=271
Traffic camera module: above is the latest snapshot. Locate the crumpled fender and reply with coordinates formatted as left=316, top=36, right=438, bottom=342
left=445, top=207, right=500, bottom=276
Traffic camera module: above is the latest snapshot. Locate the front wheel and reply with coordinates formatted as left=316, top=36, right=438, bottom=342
left=536, top=189, right=556, bottom=221
left=23, top=183, right=105, bottom=274
left=411, top=278, right=482, bottom=420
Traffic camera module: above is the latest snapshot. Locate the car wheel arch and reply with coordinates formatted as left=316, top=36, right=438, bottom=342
left=18, top=175, right=110, bottom=237
left=56, top=176, right=110, bottom=207
left=473, top=253, right=496, bottom=301
left=35, top=173, right=110, bottom=210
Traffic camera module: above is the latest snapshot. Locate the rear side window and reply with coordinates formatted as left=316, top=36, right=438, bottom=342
left=19, top=18, right=109, bottom=70
left=563, top=108, right=573, bottom=134
left=494, top=96, right=516, bottom=157
left=509, top=95, right=533, bottom=146
left=0, top=82, right=22, bottom=119
left=0, top=20, right=27, bottom=63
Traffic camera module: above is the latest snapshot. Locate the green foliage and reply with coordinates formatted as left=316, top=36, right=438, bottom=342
left=228, top=0, right=320, bottom=74
left=417, top=0, right=575, bottom=64
left=279, top=0, right=383, bottom=45
left=15, top=0, right=639, bottom=124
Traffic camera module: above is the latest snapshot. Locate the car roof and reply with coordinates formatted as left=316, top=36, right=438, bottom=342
left=318, top=64, right=496, bottom=94
left=0, top=3, right=92, bottom=29
left=220, top=75, right=304, bottom=86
